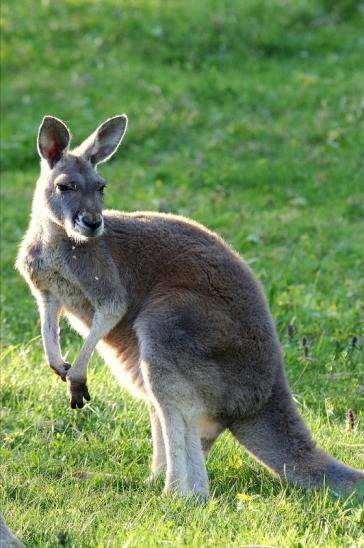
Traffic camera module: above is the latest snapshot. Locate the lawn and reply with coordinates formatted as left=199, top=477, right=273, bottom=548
left=1, top=0, right=364, bottom=546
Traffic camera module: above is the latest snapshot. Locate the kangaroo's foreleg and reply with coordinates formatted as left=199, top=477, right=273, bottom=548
left=37, top=292, right=70, bottom=381
left=66, top=310, right=121, bottom=408
left=230, top=371, right=364, bottom=495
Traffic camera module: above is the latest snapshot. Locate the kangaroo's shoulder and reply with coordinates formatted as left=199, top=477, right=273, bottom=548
left=16, top=228, right=65, bottom=289
left=16, top=222, right=44, bottom=276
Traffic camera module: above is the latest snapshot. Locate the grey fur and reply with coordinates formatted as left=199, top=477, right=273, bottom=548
left=16, top=115, right=364, bottom=498
left=0, top=514, right=24, bottom=548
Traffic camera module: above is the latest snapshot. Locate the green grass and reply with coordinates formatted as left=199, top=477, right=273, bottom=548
left=1, top=0, right=364, bottom=546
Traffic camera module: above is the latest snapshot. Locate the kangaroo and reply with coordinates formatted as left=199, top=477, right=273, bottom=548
left=16, top=115, right=364, bottom=499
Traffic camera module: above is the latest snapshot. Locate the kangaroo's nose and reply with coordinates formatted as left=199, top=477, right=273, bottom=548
left=82, top=213, right=103, bottom=230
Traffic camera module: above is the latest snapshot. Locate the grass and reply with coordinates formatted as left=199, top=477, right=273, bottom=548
left=1, top=0, right=364, bottom=546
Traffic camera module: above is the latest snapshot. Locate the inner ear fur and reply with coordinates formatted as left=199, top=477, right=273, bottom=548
left=37, top=116, right=71, bottom=168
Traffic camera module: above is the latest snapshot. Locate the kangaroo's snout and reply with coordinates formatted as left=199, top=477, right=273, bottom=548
left=75, top=212, right=104, bottom=238
left=82, top=212, right=103, bottom=230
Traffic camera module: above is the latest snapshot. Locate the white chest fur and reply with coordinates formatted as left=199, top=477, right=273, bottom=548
left=24, top=239, right=94, bottom=321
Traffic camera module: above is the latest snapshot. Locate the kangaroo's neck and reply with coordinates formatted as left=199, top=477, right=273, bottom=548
left=28, top=210, right=66, bottom=247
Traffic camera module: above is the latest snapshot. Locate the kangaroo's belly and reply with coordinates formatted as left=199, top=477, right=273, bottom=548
left=97, top=341, right=146, bottom=399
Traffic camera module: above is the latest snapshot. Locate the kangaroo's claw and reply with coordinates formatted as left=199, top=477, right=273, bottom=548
left=67, top=377, right=91, bottom=409
left=50, top=362, right=71, bottom=382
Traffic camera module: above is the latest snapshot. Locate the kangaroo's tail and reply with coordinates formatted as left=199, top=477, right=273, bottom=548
left=230, top=371, right=364, bottom=495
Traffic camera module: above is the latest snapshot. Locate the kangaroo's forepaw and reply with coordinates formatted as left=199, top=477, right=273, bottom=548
left=50, top=362, right=71, bottom=382
left=66, top=377, right=91, bottom=409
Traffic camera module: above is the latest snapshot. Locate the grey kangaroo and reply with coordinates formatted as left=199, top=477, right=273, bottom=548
left=16, top=115, right=364, bottom=499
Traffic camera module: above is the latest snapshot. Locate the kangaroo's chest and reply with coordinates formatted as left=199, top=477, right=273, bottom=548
left=50, top=273, right=94, bottom=320
left=25, top=243, right=94, bottom=321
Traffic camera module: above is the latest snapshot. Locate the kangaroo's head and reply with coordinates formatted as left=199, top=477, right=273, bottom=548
left=35, top=115, right=128, bottom=241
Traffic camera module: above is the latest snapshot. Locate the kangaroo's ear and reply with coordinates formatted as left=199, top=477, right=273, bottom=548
left=37, top=116, right=71, bottom=168
left=74, top=115, right=128, bottom=166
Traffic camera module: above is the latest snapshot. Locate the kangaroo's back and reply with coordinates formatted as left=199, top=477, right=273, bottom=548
left=104, top=208, right=275, bottom=323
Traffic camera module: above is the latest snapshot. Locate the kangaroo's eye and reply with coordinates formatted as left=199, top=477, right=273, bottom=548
left=57, top=184, right=77, bottom=192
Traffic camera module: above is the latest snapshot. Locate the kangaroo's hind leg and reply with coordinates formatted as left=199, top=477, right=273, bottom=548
left=141, top=356, right=209, bottom=498
left=148, top=403, right=167, bottom=479
left=148, top=404, right=224, bottom=490
left=184, top=420, right=209, bottom=496
left=230, top=370, right=364, bottom=494
left=135, top=296, right=225, bottom=498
